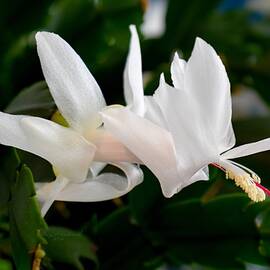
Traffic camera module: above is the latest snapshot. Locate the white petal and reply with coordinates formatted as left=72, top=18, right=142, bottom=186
left=49, top=163, right=143, bottom=201
left=0, top=112, right=95, bottom=180
left=154, top=80, right=218, bottom=189
left=144, top=95, right=167, bottom=128
left=101, top=107, right=197, bottom=197
left=92, top=129, right=141, bottom=163
left=154, top=79, right=218, bottom=162
left=221, top=138, right=270, bottom=160
left=89, top=162, right=106, bottom=178
left=123, top=25, right=145, bottom=116
left=36, top=176, right=69, bottom=217
left=0, top=112, right=29, bottom=149
left=36, top=32, right=106, bottom=133
left=190, top=166, right=209, bottom=182
left=185, top=37, right=235, bottom=153
left=171, top=52, right=186, bottom=90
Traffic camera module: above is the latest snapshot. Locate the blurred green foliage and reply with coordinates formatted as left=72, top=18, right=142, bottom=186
left=1, top=0, right=270, bottom=269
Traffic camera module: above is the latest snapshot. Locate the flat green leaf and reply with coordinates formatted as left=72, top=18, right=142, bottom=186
left=95, top=206, right=159, bottom=270
left=0, top=259, right=12, bottom=270
left=0, top=148, right=20, bottom=206
left=203, top=194, right=256, bottom=236
left=95, top=206, right=135, bottom=249
left=156, top=194, right=262, bottom=239
left=9, top=164, right=47, bottom=250
left=9, top=162, right=47, bottom=269
left=166, top=238, right=267, bottom=269
left=16, top=149, right=55, bottom=184
left=9, top=212, right=31, bottom=270
left=5, top=81, right=55, bottom=118
left=154, top=194, right=270, bottom=268
left=44, top=226, right=98, bottom=270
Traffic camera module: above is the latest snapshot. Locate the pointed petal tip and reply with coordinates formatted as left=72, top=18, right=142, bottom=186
left=194, top=36, right=214, bottom=53
left=163, top=190, right=174, bottom=198
left=171, top=52, right=179, bottom=68
left=195, top=36, right=206, bottom=45
left=157, top=74, right=176, bottom=91
left=35, top=31, right=46, bottom=44
left=129, top=24, right=139, bottom=42
left=35, top=31, right=62, bottom=45
left=129, top=24, right=137, bottom=33
left=35, top=31, right=41, bottom=40
left=161, top=174, right=207, bottom=198
left=173, top=51, right=180, bottom=61
left=35, top=31, right=50, bottom=40
left=124, top=23, right=144, bottom=116
left=159, top=73, right=165, bottom=84
left=161, top=183, right=182, bottom=198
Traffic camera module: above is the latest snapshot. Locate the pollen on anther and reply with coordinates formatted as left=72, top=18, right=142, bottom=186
left=225, top=170, right=265, bottom=202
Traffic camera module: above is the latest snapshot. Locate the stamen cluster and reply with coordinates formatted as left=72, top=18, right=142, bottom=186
left=226, top=170, right=265, bottom=202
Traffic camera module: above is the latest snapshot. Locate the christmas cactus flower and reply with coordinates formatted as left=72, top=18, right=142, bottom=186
left=101, top=31, right=209, bottom=198
left=0, top=27, right=144, bottom=216
left=152, top=37, right=270, bottom=201
left=102, top=37, right=270, bottom=201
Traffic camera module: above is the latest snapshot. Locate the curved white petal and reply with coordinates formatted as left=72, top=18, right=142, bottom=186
left=221, top=138, right=270, bottom=160
left=36, top=32, right=106, bottom=133
left=36, top=176, right=69, bottom=217
left=144, top=95, right=167, bottom=128
left=20, top=116, right=95, bottom=181
left=0, top=112, right=29, bottom=149
left=101, top=107, right=198, bottom=197
left=89, top=162, right=106, bottom=178
left=171, top=52, right=186, bottom=90
left=47, top=163, right=143, bottom=201
left=0, top=112, right=95, bottom=182
left=154, top=79, right=218, bottom=163
left=190, top=166, right=209, bottom=182
left=20, top=117, right=96, bottom=181
left=185, top=37, right=235, bottom=153
left=92, top=129, right=140, bottom=163
left=153, top=79, right=218, bottom=191
left=123, top=25, right=144, bottom=116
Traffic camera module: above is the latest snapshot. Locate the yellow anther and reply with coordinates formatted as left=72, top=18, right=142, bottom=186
left=225, top=169, right=266, bottom=202
left=252, top=174, right=261, bottom=183
left=256, top=188, right=266, bottom=202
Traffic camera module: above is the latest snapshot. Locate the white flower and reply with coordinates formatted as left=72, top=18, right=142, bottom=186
left=102, top=36, right=270, bottom=201
left=155, top=37, right=270, bottom=201
left=0, top=27, right=143, bottom=216
left=101, top=31, right=208, bottom=198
